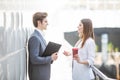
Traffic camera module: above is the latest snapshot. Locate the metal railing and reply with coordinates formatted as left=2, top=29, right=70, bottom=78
left=91, top=66, right=116, bottom=80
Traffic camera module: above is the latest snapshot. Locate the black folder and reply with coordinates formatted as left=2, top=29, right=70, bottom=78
left=42, top=41, right=61, bottom=57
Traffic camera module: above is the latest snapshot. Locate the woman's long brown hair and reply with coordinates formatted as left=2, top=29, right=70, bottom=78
left=81, top=19, right=95, bottom=48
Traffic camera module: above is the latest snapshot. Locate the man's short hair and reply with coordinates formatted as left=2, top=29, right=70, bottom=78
left=33, top=12, right=48, bottom=27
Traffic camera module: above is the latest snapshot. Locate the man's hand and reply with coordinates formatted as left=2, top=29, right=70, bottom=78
left=51, top=52, right=58, bottom=61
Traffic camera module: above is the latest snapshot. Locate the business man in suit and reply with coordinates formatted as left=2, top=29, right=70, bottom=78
left=28, top=12, right=58, bottom=80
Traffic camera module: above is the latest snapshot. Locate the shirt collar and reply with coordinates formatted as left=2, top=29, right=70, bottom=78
left=35, top=28, right=45, bottom=38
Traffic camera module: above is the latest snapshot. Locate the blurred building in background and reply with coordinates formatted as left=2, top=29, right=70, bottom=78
left=65, top=0, right=120, bottom=10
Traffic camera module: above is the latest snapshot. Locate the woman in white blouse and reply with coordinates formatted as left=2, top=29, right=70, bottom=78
left=63, top=18, right=96, bottom=80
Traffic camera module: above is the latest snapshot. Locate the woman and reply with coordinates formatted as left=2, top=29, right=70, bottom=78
left=63, top=18, right=96, bottom=80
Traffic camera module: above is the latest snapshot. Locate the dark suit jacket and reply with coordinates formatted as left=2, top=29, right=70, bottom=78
left=28, top=30, right=52, bottom=80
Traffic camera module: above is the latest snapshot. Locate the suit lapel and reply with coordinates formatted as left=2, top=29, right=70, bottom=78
left=34, top=30, right=47, bottom=46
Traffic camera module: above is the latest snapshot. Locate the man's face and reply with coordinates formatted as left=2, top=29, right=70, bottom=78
left=41, top=18, right=48, bottom=30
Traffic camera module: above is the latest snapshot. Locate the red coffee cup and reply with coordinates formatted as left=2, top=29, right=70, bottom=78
left=72, top=47, right=78, bottom=56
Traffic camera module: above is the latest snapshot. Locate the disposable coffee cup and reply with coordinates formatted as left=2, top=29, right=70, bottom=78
left=72, top=47, right=78, bottom=56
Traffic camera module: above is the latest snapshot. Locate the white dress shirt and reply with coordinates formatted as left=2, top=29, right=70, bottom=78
left=72, top=37, right=96, bottom=80
left=35, top=28, right=45, bottom=38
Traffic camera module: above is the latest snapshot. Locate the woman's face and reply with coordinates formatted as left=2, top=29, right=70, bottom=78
left=77, top=22, right=83, bottom=36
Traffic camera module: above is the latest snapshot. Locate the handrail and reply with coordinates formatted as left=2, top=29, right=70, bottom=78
left=0, top=47, right=26, bottom=62
left=91, top=66, right=116, bottom=80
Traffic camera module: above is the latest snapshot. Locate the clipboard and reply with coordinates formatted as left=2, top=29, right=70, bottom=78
left=42, top=41, right=61, bottom=57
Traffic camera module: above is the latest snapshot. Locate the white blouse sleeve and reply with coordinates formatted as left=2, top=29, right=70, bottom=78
left=86, top=39, right=96, bottom=67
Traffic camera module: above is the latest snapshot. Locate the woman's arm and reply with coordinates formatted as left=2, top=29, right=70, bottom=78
left=63, top=50, right=71, bottom=56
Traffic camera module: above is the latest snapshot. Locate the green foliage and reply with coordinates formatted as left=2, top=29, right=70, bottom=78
left=115, top=47, right=119, bottom=52
left=107, top=42, right=114, bottom=53
left=107, top=42, right=119, bottom=53
left=95, top=45, right=99, bottom=52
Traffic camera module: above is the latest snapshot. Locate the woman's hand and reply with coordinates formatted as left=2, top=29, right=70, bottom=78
left=73, top=54, right=81, bottom=63
left=63, top=50, right=71, bottom=56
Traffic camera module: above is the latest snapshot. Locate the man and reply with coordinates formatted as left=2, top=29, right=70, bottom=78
left=28, top=12, right=58, bottom=80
